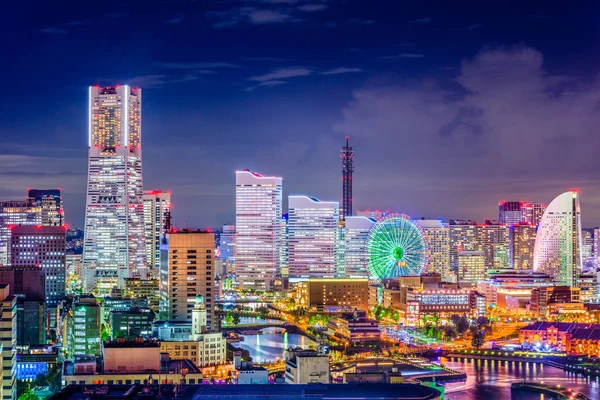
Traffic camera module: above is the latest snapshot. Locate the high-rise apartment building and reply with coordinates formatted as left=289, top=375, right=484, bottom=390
left=498, top=201, right=523, bottom=225
left=27, top=189, right=63, bottom=226
left=481, top=220, right=509, bottom=269
left=582, top=228, right=594, bottom=261
left=288, top=196, right=339, bottom=279
left=159, top=230, right=215, bottom=328
left=458, top=251, right=485, bottom=284
left=449, top=220, right=480, bottom=273
left=414, top=219, right=451, bottom=280
left=508, top=223, right=537, bottom=270
left=83, top=86, right=145, bottom=293
left=0, top=285, right=16, bottom=400
left=219, top=225, right=235, bottom=264
left=143, top=191, right=171, bottom=273
left=0, top=201, right=41, bottom=265
left=534, top=191, right=582, bottom=287
left=235, top=170, right=282, bottom=290
left=522, top=202, right=546, bottom=225
left=10, top=225, right=66, bottom=306
left=343, top=216, right=376, bottom=278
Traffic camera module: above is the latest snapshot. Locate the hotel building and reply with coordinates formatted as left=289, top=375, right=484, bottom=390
left=83, top=85, right=145, bottom=293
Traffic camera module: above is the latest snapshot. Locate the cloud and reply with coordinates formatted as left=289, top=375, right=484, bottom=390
left=334, top=45, right=600, bottom=221
left=467, top=23, right=482, bottom=30
left=245, top=80, right=287, bottom=91
left=125, top=73, right=200, bottom=88
left=164, top=15, right=185, bottom=24
left=410, top=16, right=432, bottom=24
left=37, top=27, right=68, bottom=34
left=379, top=53, right=425, bottom=60
left=159, top=62, right=240, bottom=69
left=297, top=4, right=328, bottom=12
left=249, top=67, right=312, bottom=81
left=212, top=7, right=295, bottom=27
left=320, top=67, right=362, bottom=75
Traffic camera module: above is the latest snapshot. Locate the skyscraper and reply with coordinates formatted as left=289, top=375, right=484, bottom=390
left=83, top=85, right=145, bottom=293
left=343, top=216, right=376, bottom=278
left=533, top=191, right=582, bottom=287
left=340, top=137, right=354, bottom=219
left=414, top=219, right=451, bottom=280
left=0, top=201, right=42, bottom=265
left=288, top=196, right=339, bottom=279
left=143, top=191, right=171, bottom=274
left=522, top=202, right=547, bottom=225
left=10, top=225, right=66, bottom=306
left=508, top=223, right=537, bottom=270
left=235, top=170, right=282, bottom=290
left=498, top=201, right=523, bottom=224
left=481, top=220, right=509, bottom=269
left=27, top=189, right=64, bottom=226
left=159, top=230, right=215, bottom=328
left=449, top=220, right=480, bottom=273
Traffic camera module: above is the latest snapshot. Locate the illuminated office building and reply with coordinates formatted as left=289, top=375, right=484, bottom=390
left=343, top=216, right=376, bottom=278
left=458, top=251, right=485, bottom=284
left=10, top=225, right=66, bottom=307
left=481, top=220, right=509, bottom=269
left=449, top=220, right=479, bottom=273
left=235, top=170, right=282, bottom=289
left=83, top=85, right=145, bottom=293
left=533, top=191, right=582, bottom=287
left=0, top=285, right=16, bottom=400
left=414, top=219, right=450, bottom=280
left=143, top=190, right=171, bottom=273
left=159, top=230, right=215, bottom=328
left=27, top=189, right=64, bottom=226
left=288, top=196, right=339, bottom=279
left=508, top=223, right=537, bottom=270
left=498, top=201, right=523, bottom=225
left=0, top=201, right=41, bottom=265
left=522, top=202, right=546, bottom=225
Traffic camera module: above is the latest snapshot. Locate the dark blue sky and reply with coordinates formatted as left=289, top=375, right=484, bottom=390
left=4, top=1, right=600, bottom=228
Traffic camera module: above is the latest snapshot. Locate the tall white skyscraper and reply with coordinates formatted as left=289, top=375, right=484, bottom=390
left=83, top=85, right=145, bottom=293
left=533, top=190, right=583, bottom=287
left=235, top=170, right=282, bottom=289
left=288, top=196, right=339, bottom=279
left=143, top=190, right=171, bottom=275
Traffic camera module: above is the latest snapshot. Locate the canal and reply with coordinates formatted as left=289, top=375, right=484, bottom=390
left=233, top=331, right=316, bottom=363
left=439, top=357, right=600, bottom=399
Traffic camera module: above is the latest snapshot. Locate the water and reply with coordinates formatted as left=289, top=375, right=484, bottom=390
left=237, top=316, right=283, bottom=325
left=440, top=357, right=600, bottom=399
left=234, top=332, right=316, bottom=363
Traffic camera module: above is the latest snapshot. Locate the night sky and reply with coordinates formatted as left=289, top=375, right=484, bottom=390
left=5, top=1, right=600, bottom=229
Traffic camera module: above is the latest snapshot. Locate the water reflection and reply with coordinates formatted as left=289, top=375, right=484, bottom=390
left=234, top=332, right=316, bottom=363
left=440, top=357, right=600, bottom=399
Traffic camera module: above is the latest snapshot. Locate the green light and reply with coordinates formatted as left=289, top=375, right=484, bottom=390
left=393, top=247, right=404, bottom=260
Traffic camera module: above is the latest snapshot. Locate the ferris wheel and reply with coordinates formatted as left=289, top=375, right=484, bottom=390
left=367, top=214, right=427, bottom=282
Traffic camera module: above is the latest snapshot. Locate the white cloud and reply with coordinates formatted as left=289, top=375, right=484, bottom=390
left=249, top=67, right=312, bottom=82
left=320, top=67, right=362, bottom=75
left=245, top=80, right=287, bottom=91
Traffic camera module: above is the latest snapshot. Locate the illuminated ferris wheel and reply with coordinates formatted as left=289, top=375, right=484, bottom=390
left=367, top=214, right=427, bottom=282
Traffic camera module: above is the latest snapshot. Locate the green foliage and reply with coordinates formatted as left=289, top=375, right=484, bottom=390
left=372, top=304, right=399, bottom=323
left=18, top=390, right=39, bottom=400
left=470, top=326, right=486, bottom=349
left=454, top=315, right=469, bottom=336
left=101, top=324, right=110, bottom=341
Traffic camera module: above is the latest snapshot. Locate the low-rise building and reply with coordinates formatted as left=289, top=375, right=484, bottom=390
left=530, top=286, right=580, bottom=317
left=124, top=278, right=160, bottom=309
left=284, top=349, right=329, bottom=384
left=327, top=310, right=380, bottom=343
left=520, top=322, right=600, bottom=355
left=297, top=278, right=369, bottom=312
left=111, top=309, right=155, bottom=340
left=405, top=289, right=486, bottom=325
left=232, top=352, right=268, bottom=384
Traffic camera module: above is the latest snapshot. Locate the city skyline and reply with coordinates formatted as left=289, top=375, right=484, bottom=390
left=5, top=2, right=600, bottom=229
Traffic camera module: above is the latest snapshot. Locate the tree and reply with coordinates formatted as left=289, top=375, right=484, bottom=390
left=443, top=325, right=457, bottom=341
left=232, top=313, right=241, bottom=326
left=456, top=316, right=469, bottom=336
left=470, top=326, right=486, bottom=349
left=476, top=316, right=489, bottom=327
left=450, top=314, right=461, bottom=326
left=18, top=390, right=39, bottom=400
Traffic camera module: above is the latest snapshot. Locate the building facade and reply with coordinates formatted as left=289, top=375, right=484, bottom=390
left=0, top=285, right=16, bottom=400
left=457, top=251, right=485, bottom=284
left=343, top=216, right=376, bottom=278
left=296, top=278, right=369, bottom=312
left=10, top=225, right=66, bottom=306
left=235, top=170, right=282, bottom=289
left=124, top=278, right=159, bottom=309
left=414, top=220, right=450, bottom=280
left=498, top=201, right=523, bottom=225
left=533, top=191, right=583, bottom=286
left=159, top=231, right=214, bottom=328
left=83, top=85, right=145, bottom=294
left=522, top=202, right=546, bottom=225
left=288, top=196, right=339, bottom=279
left=509, top=223, right=537, bottom=270
left=143, top=191, right=171, bottom=274
left=68, top=295, right=101, bottom=358
left=0, top=201, right=42, bottom=265
left=27, top=189, right=63, bottom=226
